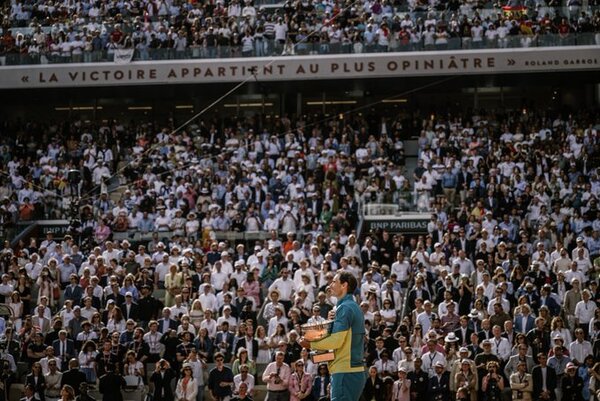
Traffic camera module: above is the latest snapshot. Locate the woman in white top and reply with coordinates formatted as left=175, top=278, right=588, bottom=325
left=268, top=324, right=288, bottom=354
left=78, top=341, right=98, bottom=383
left=175, top=363, right=198, bottom=401
left=106, top=306, right=126, bottom=333
left=255, top=325, right=271, bottom=364
left=343, top=235, right=361, bottom=259
left=308, top=246, right=324, bottom=268
left=380, top=299, right=397, bottom=328
left=550, top=316, right=573, bottom=346
left=8, top=291, right=23, bottom=331
left=124, top=350, right=145, bottom=378
left=59, top=300, right=75, bottom=329
left=185, top=213, right=200, bottom=240
left=409, top=324, right=425, bottom=358
left=189, top=300, right=204, bottom=330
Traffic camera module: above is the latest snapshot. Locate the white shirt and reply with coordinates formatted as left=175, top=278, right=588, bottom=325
left=268, top=315, right=289, bottom=337
left=200, top=318, right=217, bottom=338
left=234, top=373, right=255, bottom=393
left=274, top=23, right=288, bottom=41
left=437, top=300, right=458, bottom=317
left=391, top=260, right=411, bottom=282
left=569, top=339, right=593, bottom=363
left=268, top=278, right=294, bottom=301
left=574, top=300, right=597, bottom=324
left=199, top=292, right=218, bottom=312
left=421, top=351, right=446, bottom=376
left=416, top=311, right=435, bottom=334
left=491, top=336, right=511, bottom=362
left=487, top=297, right=510, bottom=316
left=143, top=331, right=164, bottom=355
left=293, top=268, right=316, bottom=289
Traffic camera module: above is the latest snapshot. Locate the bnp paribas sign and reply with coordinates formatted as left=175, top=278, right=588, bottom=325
left=363, top=214, right=430, bottom=234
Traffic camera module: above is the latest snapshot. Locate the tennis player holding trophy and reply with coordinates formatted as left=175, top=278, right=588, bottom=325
left=299, top=271, right=366, bottom=401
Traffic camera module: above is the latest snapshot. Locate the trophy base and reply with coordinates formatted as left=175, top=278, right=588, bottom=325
left=311, top=350, right=335, bottom=363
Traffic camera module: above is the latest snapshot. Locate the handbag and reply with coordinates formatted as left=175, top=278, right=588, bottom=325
left=124, top=375, right=143, bottom=390
left=52, top=282, right=60, bottom=301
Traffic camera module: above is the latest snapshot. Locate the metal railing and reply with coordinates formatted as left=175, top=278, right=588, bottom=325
left=1, top=32, right=597, bottom=67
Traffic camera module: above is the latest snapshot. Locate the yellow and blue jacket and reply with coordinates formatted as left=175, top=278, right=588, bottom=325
left=310, top=294, right=365, bottom=374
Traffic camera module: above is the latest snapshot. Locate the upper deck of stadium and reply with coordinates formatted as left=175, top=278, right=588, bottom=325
left=1, top=0, right=599, bottom=66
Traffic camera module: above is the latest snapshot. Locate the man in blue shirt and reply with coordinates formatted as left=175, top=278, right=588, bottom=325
left=441, top=167, right=457, bottom=206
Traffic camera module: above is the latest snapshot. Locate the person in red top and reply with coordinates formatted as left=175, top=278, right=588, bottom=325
left=110, top=26, right=124, bottom=45
left=19, top=197, right=35, bottom=220
left=558, top=18, right=571, bottom=39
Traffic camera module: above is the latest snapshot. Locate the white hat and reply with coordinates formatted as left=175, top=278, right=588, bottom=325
left=444, top=333, right=458, bottom=342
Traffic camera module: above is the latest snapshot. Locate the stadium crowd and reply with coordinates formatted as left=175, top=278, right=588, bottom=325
left=1, top=0, right=599, bottom=64
left=0, top=105, right=598, bottom=401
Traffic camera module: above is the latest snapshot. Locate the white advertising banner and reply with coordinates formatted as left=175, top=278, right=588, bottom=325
left=1, top=46, right=598, bottom=89
left=113, top=48, right=135, bottom=65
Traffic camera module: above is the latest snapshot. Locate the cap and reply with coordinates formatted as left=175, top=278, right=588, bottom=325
left=434, top=361, right=445, bottom=368
left=398, top=366, right=407, bottom=373
left=125, top=292, right=133, bottom=297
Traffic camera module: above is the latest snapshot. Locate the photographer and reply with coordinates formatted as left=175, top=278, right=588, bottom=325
left=149, top=359, right=176, bottom=401
left=0, top=335, right=17, bottom=371
left=0, top=359, right=14, bottom=401
left=481, top=361, right=504, bottom=401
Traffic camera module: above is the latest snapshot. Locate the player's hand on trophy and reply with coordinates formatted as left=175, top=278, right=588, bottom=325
left=299, top=337, right=311, bottom=349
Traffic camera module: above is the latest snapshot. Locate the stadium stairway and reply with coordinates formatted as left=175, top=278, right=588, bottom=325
left=403, top=139, right=419, bottom=186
